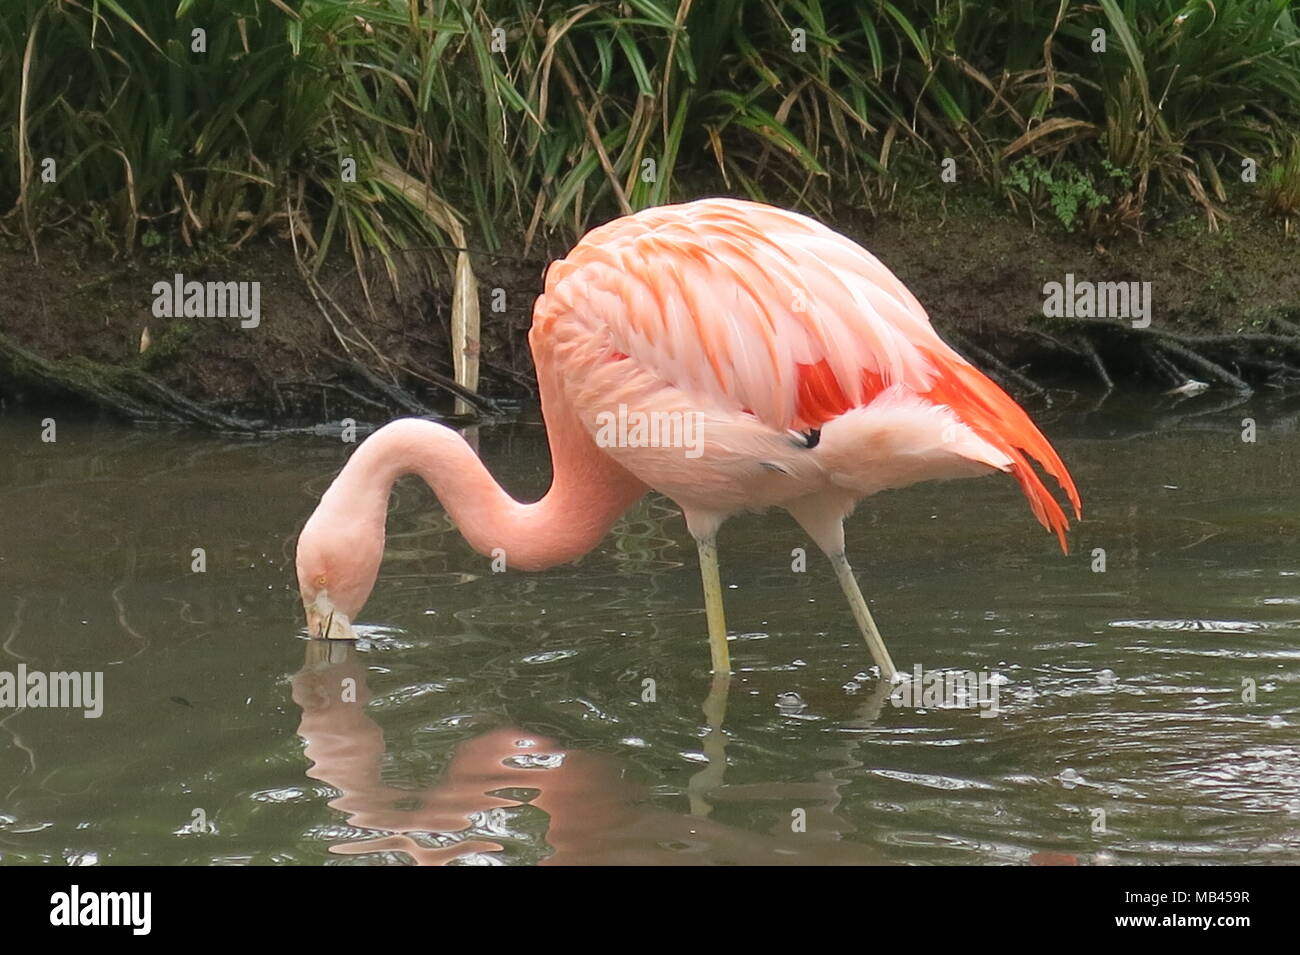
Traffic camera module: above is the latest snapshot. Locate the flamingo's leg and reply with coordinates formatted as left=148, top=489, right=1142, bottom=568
left=829, top=552, right=898, bottom=680
left=695, top=536, right=732, bottom=675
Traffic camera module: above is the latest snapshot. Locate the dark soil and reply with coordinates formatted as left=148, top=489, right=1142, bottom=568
left=2, top=205, right=1298, bottom=428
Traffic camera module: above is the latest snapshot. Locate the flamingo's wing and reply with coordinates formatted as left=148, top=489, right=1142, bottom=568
left=535, top=198, right=1080, bottom=549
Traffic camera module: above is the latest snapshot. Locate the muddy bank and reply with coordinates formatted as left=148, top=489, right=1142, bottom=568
left=1, top=208, right=1298, bottom=428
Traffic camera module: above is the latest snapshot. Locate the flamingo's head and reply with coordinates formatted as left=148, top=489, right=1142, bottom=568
left=294, top=501, right=384, bottom=641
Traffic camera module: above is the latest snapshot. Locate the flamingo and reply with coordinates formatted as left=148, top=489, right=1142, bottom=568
left=295, top=198, right=1081, bottom=680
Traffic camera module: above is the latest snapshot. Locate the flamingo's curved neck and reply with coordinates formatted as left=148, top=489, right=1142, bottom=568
left=327, top=383, right=646, bottom=572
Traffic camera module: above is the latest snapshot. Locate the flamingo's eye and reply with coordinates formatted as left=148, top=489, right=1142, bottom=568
left=315, top=575, right=327, bottom=588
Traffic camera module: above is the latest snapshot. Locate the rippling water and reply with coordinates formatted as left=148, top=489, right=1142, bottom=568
left=0, top=392, right=1297, bottom=865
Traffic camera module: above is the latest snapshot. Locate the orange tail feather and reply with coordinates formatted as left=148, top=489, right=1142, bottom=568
left=793, top=352, right=1081, bottom=552
left=922, top=349, right=1082, bottom=553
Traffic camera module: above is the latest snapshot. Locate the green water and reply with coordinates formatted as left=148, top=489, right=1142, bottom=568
left=0, top=394, right=1297, bottom=865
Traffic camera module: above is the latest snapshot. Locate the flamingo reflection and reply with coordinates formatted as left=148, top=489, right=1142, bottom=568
left=293, top=640, right=891, bottom=865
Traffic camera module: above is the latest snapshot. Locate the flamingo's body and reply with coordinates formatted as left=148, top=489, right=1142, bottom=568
left=296, top=198, right=1080, bottom=678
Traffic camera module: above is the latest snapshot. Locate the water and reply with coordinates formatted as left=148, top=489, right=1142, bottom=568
left=1, top=392, right=1297, bottom=865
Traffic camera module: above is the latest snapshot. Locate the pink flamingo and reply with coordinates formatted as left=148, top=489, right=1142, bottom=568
left=295, top=198, right=1081, bottom=679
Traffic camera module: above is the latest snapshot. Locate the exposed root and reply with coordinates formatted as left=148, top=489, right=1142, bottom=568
left=0, top=328, right=498, bottom=432
left=1073, top=334, right=1114, bottom=391
left=997, top=312, right=1300, bottom=397
left=947, top=329, right=1047, bottom=397
left=1151, top=337, right=1250, bottom=393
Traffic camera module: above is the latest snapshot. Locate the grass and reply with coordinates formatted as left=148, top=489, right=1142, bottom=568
left=2, top=1, right=1298, bottom=294
left=1263, top=134, right=1300, bottom=227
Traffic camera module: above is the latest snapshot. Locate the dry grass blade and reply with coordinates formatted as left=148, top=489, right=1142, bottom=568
left=553, top=51, right=633, bottom=216
left=372, top=158, right=482, bottom=415
left=16, top=9, right=39, bottom=260
left=1002, top=118, right=1096, bottom=159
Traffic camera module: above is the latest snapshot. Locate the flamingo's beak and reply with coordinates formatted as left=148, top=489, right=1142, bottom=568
left=303, top=590, right=358, bottom=641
